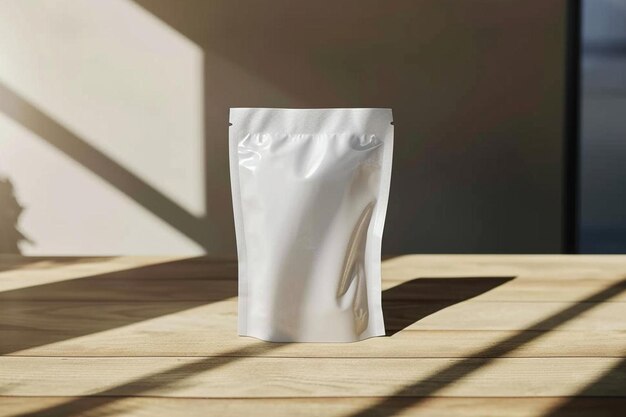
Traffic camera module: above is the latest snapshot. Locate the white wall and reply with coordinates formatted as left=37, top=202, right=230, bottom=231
left=0, top=0, right=206, bottom=255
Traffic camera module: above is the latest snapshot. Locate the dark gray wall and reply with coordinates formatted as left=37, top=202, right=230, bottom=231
left=132, top=0, right=567, bottom=254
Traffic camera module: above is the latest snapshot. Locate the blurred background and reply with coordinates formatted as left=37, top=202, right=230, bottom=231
left=0, top=0, right=622, bottom=256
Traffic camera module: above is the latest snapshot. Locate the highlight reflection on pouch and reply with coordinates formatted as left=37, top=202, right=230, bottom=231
left=350, top=134, right=382, bottom=151
left=337, top=202, right=375, bottom=335
left=337, top=202, right=375, bottom=298
left=238, top=134, right=262, bottom=171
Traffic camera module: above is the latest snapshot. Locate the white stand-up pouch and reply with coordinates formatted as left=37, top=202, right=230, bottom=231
left=229, top=108, right=393, bottom=342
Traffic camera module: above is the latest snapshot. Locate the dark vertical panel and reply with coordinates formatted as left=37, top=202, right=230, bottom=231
left=564, top=0, right=581, bottom=253
left=579, top=0, right=626, bottom=253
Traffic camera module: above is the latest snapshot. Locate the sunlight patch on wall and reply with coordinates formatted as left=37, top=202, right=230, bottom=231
left=0, top=113, right=204, bottom=255
left=0, top=0, right=205, bottom=254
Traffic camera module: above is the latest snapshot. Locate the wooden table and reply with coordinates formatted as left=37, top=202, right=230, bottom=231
left=1, top=255, right=625, bottom=416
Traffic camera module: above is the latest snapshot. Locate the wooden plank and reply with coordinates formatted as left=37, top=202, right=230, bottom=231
left=0, top=256, right=236, bottom=293
left=2, top=275, right=626, bottom=303
left=2, top=397, right=625, bottom=417
left=1, top=357, right=625, bottom=398
left=382, top=277, right=626, bottom=302
left=4, top=329, right=625, bottom=358
left=0, top=279, right=238, bottom=301
left=4, top=255, right=626, bottom=285
left=393, top=300, right=626, bottom=331
left=381, top=255, right=626, bottom=277
left=2, top=298, right=625, bottom=335
left=2, top=296, right=625, bottom=356
left=2, top=255, right=626, bottom=304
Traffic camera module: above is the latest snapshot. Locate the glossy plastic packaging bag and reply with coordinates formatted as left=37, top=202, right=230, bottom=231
left=229, top=108, right=393, bottom=342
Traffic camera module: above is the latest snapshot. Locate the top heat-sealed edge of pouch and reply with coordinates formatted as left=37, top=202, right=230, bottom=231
left=229, top=108, right=393, bottom=138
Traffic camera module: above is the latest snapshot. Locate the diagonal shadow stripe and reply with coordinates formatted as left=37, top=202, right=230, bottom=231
left=347, top=278, right=626, bottom=417
left=0, top=82, right=210, bottom=249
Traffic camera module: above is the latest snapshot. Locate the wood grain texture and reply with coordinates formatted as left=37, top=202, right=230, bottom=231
left=3, top=397, right=626, bottom=417
left=1, top=255, right=625, bottom=417
left=2, top=356, right=626, bottom=398
left=4, top=328, right=626, bottom=358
